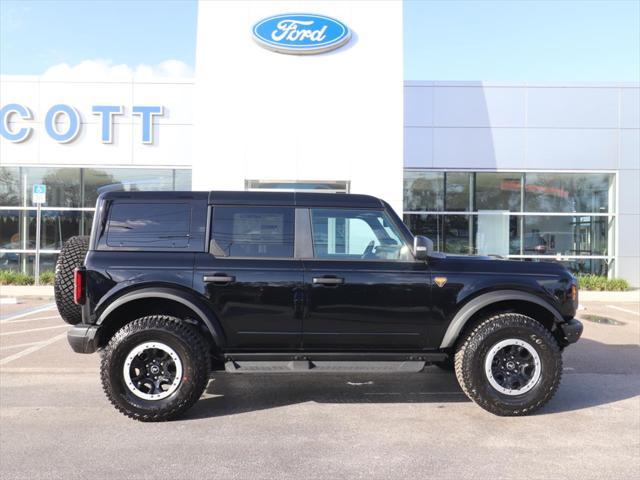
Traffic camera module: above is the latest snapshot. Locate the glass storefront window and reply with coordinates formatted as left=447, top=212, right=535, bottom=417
left=404, top=214, right=473, bottom=254
left=403, top=171, right=444, bottom=211
left=246, top=179, right=349, bottom=193
left=475, top=172, right=522, bottom=212
left=0, top=167, right=22, bottom=206
left=174, top=169, right=192, bottom=191
left=520, top=215, right=609, bottom=256
left=0, top=253, right=57, bottom=276
left=26, top=167, right=81, bottom=207
left=40, top=210, right=82, bottom=250
left=444, top=172, right=470, bottom=211
left=83, top=168, right=181, bottom=207
left=0, top=210, right=22, bottom=249
left=0, top=167, right=191, bottom=275
left=524, top=173, right=612, bottom=213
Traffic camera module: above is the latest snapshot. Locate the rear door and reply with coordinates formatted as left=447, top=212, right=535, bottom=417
left=194, top=205, right=303, bottom=349
left=302, top=208, right=431, bottom=350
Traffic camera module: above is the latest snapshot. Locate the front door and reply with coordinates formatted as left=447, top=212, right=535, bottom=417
left=302, top=208, right=431, bottom=350
left=194, top=205, right=303, bottom=350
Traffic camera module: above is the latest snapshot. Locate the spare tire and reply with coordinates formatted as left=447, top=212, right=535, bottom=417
left=54, top=235, right=90, bottom=325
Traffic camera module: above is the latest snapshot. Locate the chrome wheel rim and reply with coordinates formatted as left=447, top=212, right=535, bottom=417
left=123, top=342, right=183, bottom=400
left=484, top=338, right=541, bottom=396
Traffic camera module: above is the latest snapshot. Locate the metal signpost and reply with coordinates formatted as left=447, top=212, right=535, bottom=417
left=32, top=184, right=46, bottom=286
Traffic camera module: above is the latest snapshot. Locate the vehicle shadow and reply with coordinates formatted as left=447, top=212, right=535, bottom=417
left=185, top=338, right=640, bottom=420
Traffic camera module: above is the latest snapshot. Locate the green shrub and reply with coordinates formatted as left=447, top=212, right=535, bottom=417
left=576, top=274, right=629, bottom=291
left=0, top=270, right=35, bottom=286
left=39, top=270, right=55, bottom=285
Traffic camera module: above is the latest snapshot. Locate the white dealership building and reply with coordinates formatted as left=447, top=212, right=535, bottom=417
left=0, top=1, right=638, bottom=286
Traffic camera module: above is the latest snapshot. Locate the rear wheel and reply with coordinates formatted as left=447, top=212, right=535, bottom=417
left=454, top=313, right=562, bottom=416
left=100, top=315, right=209, bottom=422
left=54, top=235, right=89, bottom=324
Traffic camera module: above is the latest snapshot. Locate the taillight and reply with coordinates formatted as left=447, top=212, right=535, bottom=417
left=73, top=268, right=85, bottom=305
left=569, top=284, right=578, bottom=302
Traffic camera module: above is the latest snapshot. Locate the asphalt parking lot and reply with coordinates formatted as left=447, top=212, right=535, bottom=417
left=1, top=297, right=639, bottom=480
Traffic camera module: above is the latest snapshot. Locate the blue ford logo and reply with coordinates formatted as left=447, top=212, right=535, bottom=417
left=252, top=14, right=351, bottom=55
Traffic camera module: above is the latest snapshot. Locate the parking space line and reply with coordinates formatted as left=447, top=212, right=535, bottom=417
left=607, top=305, right=640, bottom=316
left=0, top=303, right=56, bottom=323
left=0, top=332, right=67, bottom=366
left=0, top=341, right=46, bottom=351
left=0, top=324, right=68, bottom=336
left=2, top=315, right=61, bottom=325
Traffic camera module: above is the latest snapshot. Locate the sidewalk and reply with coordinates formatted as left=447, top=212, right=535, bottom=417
left=0, top=284, right=638, bottom=303
left=0, top=285, right=55, bottom=299
left=579, top=289, right=640, bottom=303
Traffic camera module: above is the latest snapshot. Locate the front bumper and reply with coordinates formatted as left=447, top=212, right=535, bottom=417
left=558, top=318, right=583, bottom=345
left=67, top=324, right=100, bottom=354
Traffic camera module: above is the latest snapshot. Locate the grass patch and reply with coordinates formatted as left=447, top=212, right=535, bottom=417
left=576, top=274, right=629, bottom=291
left=0, top=270, right=34, bottom=286
left=0, top=270, right=55, bottom=286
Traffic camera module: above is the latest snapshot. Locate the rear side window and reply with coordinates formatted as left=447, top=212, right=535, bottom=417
left=210, top=206, right=294, bottom=258
left=106, top=203, right=191, bottom=248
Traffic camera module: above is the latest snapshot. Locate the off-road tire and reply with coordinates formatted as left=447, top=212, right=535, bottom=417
left=54, top=235, right=89, bottom=324
left=454, top=313, right=562, bottom=416
left=101, top=315, right=209, bottom=422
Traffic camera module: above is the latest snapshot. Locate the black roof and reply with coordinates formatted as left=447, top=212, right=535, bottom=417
left=208, top=191, right=384, bottom=208
left=98, top=191, right=384, bottom=208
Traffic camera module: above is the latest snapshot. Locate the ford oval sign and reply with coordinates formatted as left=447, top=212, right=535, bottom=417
left=252, top=14, right=351, bottom=55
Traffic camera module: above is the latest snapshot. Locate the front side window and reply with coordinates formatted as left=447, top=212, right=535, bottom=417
left=310, top=209, right=412, bottom=261
left=210, top=206, right=294, bottom=258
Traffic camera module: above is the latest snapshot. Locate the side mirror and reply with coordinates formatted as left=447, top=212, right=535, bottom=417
left=413, top=235, right=433, bottom=261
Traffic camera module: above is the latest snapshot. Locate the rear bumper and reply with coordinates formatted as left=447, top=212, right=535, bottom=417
left=558, top=318, right=583, bottom=345
left=67, top=324, right=100, bottom=354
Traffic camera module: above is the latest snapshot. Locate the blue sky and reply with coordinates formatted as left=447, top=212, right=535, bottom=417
left=1, top=0, right=638, bottom=81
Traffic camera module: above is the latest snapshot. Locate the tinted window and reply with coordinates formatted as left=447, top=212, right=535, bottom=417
left=106, top=203, right=191, bottom=248
left=210, top=206, right=294, bottom=258
left=310, top=209, right=411, bottom=261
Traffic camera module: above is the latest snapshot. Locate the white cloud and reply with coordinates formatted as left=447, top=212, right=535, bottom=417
left=41, top=59, right=194, bottom=81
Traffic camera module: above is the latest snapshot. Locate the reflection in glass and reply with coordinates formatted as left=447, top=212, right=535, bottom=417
left=0, top=253, right=57, bottom=276
left=0, top=167, right=21, bottom=206
left=0, top=210, right=21, bottom=249
left=83, top=168, right=179, bottom=207
left=40, top=211, right=81, bottom=249
left=475, top=173, right=522, bottom=212
left=524, top=173, right=612, bottom=213
left=403, top=171, right=444, bottom=211
left=174, top=170, right=192, bottom=190
left=520, top=258, right=609, bottom=276
left=26, top=167, right=81, bottom=207
left=404, top=214, right=473, bottom=254
left=246, top=180, right=348, bottom=193
left=521, top=215, right=609, bottom=256
left=444, top=172, right=470, bottom=211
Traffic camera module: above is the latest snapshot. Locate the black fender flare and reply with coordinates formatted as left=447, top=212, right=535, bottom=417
left=96, top=287, right=226, bottom=348
left=439, top=289, right=564, bottom=349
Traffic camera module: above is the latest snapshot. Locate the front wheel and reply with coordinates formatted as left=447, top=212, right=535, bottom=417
left=454, top=313, right=562, bottom=416
left=100, top=315, right=209, bottom=421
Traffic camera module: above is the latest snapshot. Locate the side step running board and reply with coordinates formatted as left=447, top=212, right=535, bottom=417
left=225, top=360, right=426, bottom=373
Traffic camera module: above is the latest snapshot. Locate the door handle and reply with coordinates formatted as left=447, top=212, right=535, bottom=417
left=203, top=274, right=235, bottom=283
left=312, top=277, right=344, bottom=285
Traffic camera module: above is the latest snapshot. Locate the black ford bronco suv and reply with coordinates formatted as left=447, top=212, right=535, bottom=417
left=55, top=191, right=583, bottom=421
